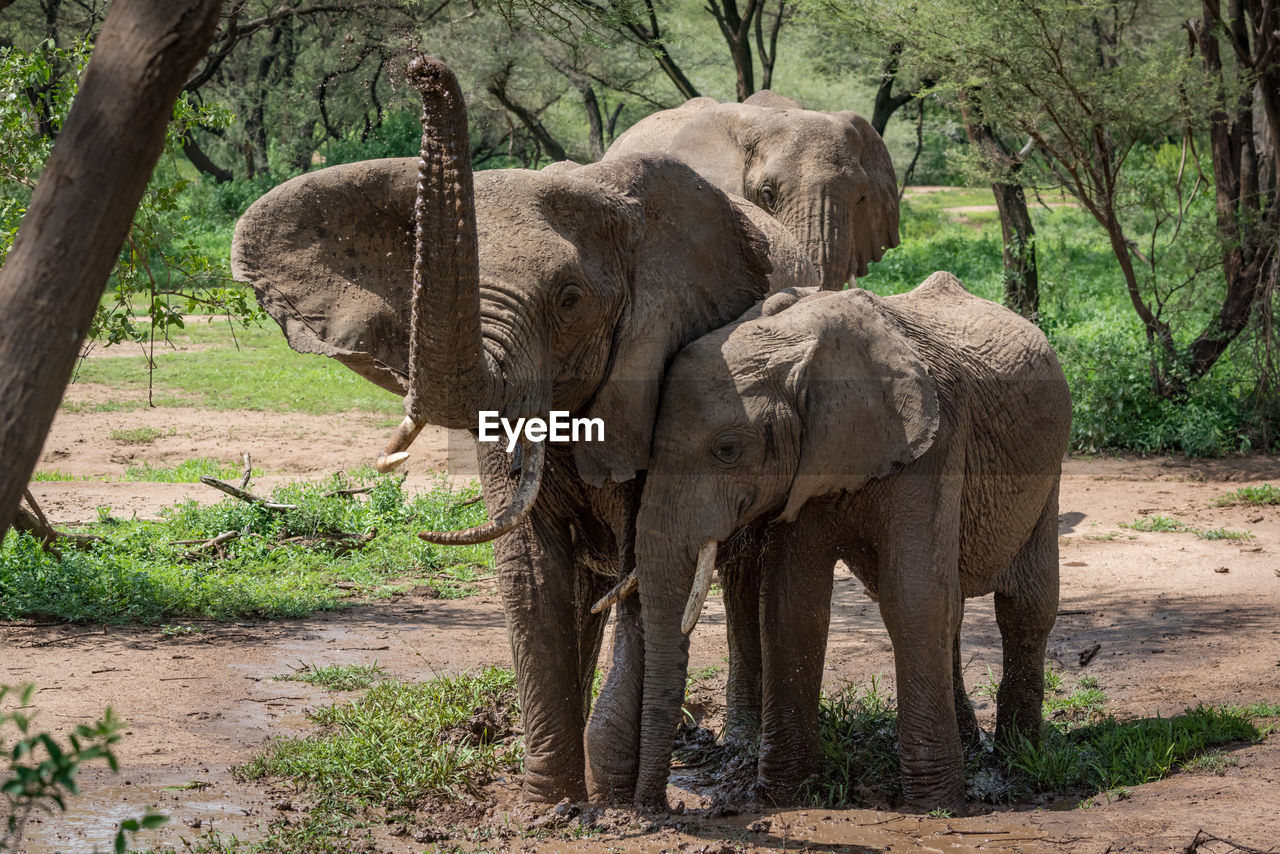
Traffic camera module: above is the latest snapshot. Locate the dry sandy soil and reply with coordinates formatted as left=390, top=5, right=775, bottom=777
left=10, top=400, right=1280, bottom=853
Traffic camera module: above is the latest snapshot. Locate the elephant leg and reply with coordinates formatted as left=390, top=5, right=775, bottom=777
left=952, top=607, right=979, bottom=748
left=722, top=526, right=764, bottom=742
left=878, top=486, right=965, bottom=810
left=492, top=506, right=593, bottom=802
left=585, top=586, right=641, bottom=803
left=756, top=520, right=835, bottom=803
left=994, top=484, right=1060, bottom=751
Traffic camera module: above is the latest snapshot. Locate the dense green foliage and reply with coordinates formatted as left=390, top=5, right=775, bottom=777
left=0, top=475, right=492, bottom=624
left=864, top=200, right=1278, bottom=454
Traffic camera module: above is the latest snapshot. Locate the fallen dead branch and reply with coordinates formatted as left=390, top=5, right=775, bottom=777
left=239, top=452, right=252, bottom=489
left=1185, top=829, right=1275, bottom=853
left=275, top=528, right=378, bottom=555
left=322, top=485, right=375, bottom=497
left=199, top=476, right=296, bottom=510
left=179, top=530, right=240, bottom=561
left=12, top=489, right=102, bottom=553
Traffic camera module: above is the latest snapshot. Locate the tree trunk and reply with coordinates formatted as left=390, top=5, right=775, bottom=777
left=871, top=43, right=914, bottom=137
left=990, top=181, right=1039, bottom=319
left=0, top=0, right=224, bottom=538
left=960, top=107, right=1040, bottom=320
left=182, top=133, right=234, bottom=183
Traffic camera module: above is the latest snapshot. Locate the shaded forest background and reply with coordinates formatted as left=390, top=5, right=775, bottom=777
left=1, top=0, right=1277, bottom=456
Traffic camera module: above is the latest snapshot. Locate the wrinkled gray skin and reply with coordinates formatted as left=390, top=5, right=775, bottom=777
left=604, top=91, right=899, bottom=289
left=231, top=147, right=818, bottom=803
left=626, top=272, right=1071, bottom=810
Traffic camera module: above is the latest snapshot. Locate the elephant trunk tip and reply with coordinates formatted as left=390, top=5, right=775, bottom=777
left=405, top=54, right=456, bottom=95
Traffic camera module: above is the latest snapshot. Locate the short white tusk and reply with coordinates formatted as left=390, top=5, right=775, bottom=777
left=681, top=540, right=718, bottom=634
left=590, top=571, right=637, bottom=615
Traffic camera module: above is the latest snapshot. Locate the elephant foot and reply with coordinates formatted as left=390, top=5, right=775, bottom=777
left=898, top=773, right=966, bottom=815
left=585, top=769, right=635, bottom=806
left=521, top=769, right=587, bottom=805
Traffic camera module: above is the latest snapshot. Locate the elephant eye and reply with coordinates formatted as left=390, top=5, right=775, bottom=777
left=758, top=183, right=777, bottom=212
left=556, top=283, right=584, bottom=315
left=710, top=434, right=743, bottom=465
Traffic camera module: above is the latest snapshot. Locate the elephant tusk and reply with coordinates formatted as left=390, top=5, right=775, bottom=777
left=418, top=440, right=545, bottom=545
left=681, top=540, right=718, bottom=634
left=375, top=415, right=426, bottom=473
left=590, top=571, right=637, bottom=615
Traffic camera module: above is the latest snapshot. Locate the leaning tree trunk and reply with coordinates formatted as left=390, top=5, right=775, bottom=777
left=0, top=0, right=223, bottom=539
left=960, top=100, right=1039, bottom=320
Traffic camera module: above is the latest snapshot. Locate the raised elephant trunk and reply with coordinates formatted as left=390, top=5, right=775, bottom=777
left=377, top=56, right=501, bottom=472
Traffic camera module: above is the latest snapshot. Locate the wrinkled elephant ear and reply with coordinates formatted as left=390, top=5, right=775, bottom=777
left=571, top=154, right=774, bottom=487
left=836, top=111, right=901, bottom=279
left=778, top=286, right=938, bottom=522
left=230, top=158, right=419, bottom=395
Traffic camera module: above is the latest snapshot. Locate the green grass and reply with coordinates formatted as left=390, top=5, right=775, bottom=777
left=109, top=426, right=162, bottom=444
left=0, top=474, right=493, bottom=624
left=120, top=458, right=263, bottom=483
left=28, top=469, right=78, bottom=482
left=1119, top=515, right=1188, bottom=532
left=232, top=668, right=520, bottom=848
left=1212, top=484, right=1280, bottom=506
left=801, top=674, right=1272, bottom=808
left=1194, top=527, right=1255, bottom=542
left=1118, top=516, right=1254, bottom=541
left=68, top=322, right=403, bottom=416
left=276, top=662, right=388, bottom=691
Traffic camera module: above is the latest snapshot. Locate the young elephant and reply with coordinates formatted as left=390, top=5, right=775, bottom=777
left=625, top=272, right=1072, bottom=809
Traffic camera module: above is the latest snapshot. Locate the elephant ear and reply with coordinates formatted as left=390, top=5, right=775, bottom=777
left=230, top=157, right=418, bottom=395
left=779, top=288, right=937, bottom=522
left=835, top=111, right=901, bottom=278
left=572, top=154, right=773, bottom=487
left=743, top=90, right=803, bottom=109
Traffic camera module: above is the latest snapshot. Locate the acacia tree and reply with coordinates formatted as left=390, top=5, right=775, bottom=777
left=0, top=0, right=223, bottom=536
left=836, top=0, right=1277, bottom=393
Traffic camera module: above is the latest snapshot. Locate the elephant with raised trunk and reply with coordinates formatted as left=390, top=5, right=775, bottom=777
left=617, top=272, right=1071, bottom=809
left=604, top=91, right=899, bottom=289
left=230, top=57, right=818, bottom=803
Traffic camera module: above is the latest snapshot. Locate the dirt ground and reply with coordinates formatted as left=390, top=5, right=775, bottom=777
left=10, top=400, right=1280, bottom=853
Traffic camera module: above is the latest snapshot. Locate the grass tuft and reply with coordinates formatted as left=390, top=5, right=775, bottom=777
left=237, top=668, right=520, bottom=808
left=1212, top=484, right=1280, bottom=506
left=109, top=426, right=163, bottom=444
left=1119, top=515, right=1188, bottom=532
left=277, top=662, right=388, bottom=692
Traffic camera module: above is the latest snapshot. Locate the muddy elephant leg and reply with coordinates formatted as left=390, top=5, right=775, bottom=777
left=878, top=485, right=964, bottom=809
left=722, top=525, right=765, bottom=742
left=952, top=606, right=979, bottom=747
left=756, top=520, right=835, bottom=803
left=995, top=484, right=1059, bottom=750
left=585, top=590, right=641, bottom=802
left=490, top=486, right=593, bottom=802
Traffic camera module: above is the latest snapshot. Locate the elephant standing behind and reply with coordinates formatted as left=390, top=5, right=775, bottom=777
left=230, top=58, right=818, bottom=803
left=615, top=272, right=1071, bottom=809
left=604, top=92, right=900, bottom=289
